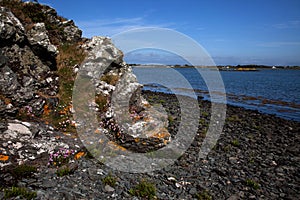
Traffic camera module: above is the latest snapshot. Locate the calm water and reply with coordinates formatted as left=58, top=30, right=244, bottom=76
left=133, top=67, right=300, bottom=121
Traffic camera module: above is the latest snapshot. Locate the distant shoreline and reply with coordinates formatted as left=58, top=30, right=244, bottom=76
left=129, top=64, right=300, bottom=70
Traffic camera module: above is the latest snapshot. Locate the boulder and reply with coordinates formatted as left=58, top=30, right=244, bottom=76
left=27, top=22, right=58, bottom=69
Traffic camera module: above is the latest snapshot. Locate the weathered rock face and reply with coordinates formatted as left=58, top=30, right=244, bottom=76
left=27, top=22, right=58, bottom=69
left=0, top=7, right=25, bottom=45
left=0, top=6, right=59, bottom=118
left=74, top=36, right=171, bottom=154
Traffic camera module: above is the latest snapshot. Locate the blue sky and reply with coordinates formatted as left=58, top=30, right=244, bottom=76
left=39, top=0, right=300, bottom=66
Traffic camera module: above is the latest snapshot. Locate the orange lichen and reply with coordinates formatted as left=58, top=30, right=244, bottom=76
left=43, top=104, right=51, bottom=115
left=134, top=138, right=140, bottom=143
left=74, top=151, right=85, bottom=160
left=108, top=141, right=127, bottom=152
left=58, top=105, right=73, bottom=115
left=0, top=154, right=9, bottom=161
left=151, top=131, right=170, bottom=139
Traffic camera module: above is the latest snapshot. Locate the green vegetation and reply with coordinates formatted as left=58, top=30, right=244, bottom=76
left=12, top=164, right=37, bottom=178
left=129, top=179, right=156, bottom=199
left=201, top=111, right=209, bottom=118
left=56, top=166, right=71, bottom=177
left=102, top=173, right=117, bottom=187
left=246, top=179, right=260, bottom=190
left=231, top=139, right=240, bottom=147
left=195, top=190, right=212, bottom=200
left=168, top=115, right=174, bottom=124
left=159, top=99, right=166, bottom=104
left=4, top=186, right=37, bottom=200
left=42, top=43, right=86, bottom=132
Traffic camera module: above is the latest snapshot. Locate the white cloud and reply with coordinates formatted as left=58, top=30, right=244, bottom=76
left=272, top=20, right=300, bottom=29
left=257, top=41, right=300, bottom=47
left=77, top=17, right=174, bottom=38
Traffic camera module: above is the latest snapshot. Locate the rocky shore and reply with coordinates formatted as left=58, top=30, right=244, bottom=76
left=0, top=91, right=299, bottom=199
left=0, top=1, right=299, bottom=199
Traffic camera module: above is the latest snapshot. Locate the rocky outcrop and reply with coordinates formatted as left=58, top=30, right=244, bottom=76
left=0, top=7, right=25, bottom=45
left=74, top=36, right=171, bottom=154
left=27, top=22, right=58, bottom=69
left=0, top=0, right=171, bottom=171
left=0, top=6, right=59, bottom=118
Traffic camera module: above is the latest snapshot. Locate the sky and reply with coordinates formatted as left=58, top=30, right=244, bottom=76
left=39, top=0, right=300, bottom=66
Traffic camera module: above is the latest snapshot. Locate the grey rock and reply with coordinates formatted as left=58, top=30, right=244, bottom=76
left=27, top=22, right=57, bottom=70
left=62, top=20, right=82, bottom=42
left=0, top=7, right=25, bottom=44
left=104, top=185, right=115, bottom=192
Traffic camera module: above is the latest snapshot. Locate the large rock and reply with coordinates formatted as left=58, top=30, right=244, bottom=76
left=62, top=20, right=82, bottom=42
left=27, top=22, right=58, bottom=69
left=0, top=7, right=25, bottom=45
left=74, top=36, right=171, bottom=154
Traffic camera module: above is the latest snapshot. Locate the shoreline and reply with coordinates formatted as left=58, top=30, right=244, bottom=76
left=141, top=88, right=300, bottom=122
left=1, top=91, right=299, bottom=199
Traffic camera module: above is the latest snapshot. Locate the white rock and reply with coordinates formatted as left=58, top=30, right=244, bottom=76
left=104, top=185, right=115, bottom=192
left=167, top=177, right=176, bottom=181
left=97, top=169, right=104, bottom=175
left=21, top=122, right=31, bottom=127
left=46, top=77, right=53, bottom=83
left=7, top=123, right=31, bottom=135
left=13, top=142, right=23, bottom=149
left=6, top=103, right=13, bottom=109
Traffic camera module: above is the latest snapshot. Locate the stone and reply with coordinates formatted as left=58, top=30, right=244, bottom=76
left=104, top=185, right=115, bottom=192
left=62, top=20, right=82, bottom=42
left=27, top=22, right=57, bottom=70
left=7, top=123, right=31, bottom=135
left=0, top=7, right=25, bottom=44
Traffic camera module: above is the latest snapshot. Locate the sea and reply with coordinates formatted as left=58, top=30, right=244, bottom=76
left=132, top=66, right=300, bottom=122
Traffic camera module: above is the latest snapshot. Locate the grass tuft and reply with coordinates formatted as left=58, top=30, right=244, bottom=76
left=195, top=190, right=212, bottom=200
left=129, top=179, right=156, bottom=199
left=102, top=173, right=117, bottom=187
left=4, top=186, right=37, bottom=200
left=12, top=164, right=37, bottom=178
left=246, top=179, right=260, bottom=190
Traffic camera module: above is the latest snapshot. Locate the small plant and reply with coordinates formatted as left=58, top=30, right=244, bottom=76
left=48, top=148, right=75, bottom=167
left=168, top=115, right=174, bottom=124
left=195, top=190, right=212, bottom=200
left=246, top=179, right=260, bottom=190
left=231, top=139, right=240, bottom=147
left=202, top=111, right=209, bottom=117
left=102, top=173, right=117, bottom=187
left=4, top=186, right=37, bottom=200
left=12, top=164, right=37, bottom=178
left=129, top=179, right=156, bottom=199
left=56, top=166, right=71, bottom=177
left=159, top=99, right=165, bottom=104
